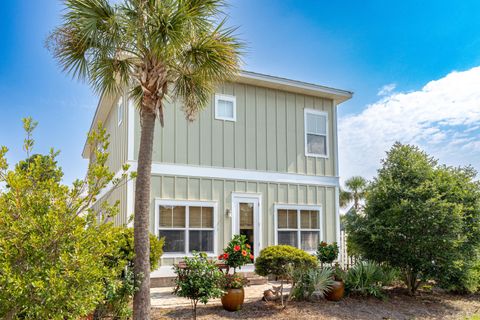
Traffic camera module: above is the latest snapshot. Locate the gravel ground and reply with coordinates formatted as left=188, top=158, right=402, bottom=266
left=152, top=288, right=480, bottom=320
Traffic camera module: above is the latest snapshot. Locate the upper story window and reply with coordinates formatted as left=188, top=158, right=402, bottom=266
left=215, top=94, right=236, bottom=122
left=304, top=109, right=328, bottom=158
left=155, top=200, right=217, bottom=257
left=275, top=205, right=322, bottom=253
left=117, top=96, right=124, bottom=126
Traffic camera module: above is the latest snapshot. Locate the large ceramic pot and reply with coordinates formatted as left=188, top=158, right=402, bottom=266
left=325, top=280, right=345, bottom=301
left=221, top=288, right=245, bottom=311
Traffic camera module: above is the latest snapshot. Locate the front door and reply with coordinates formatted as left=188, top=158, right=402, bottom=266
left=232, top=194, right=261, bottom=257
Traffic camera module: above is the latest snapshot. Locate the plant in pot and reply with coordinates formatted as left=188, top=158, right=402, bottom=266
left=316, top=242, right=344, bottom=301
left=218, top=235, right=253, bottom=311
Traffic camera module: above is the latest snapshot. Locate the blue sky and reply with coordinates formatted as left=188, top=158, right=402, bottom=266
left=1, top=0, right=480, bottom=183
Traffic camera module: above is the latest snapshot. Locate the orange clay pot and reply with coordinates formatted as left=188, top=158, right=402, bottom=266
left=325, top=280, right=345, bottom=301
left=221, top=288, right=245, bottom=311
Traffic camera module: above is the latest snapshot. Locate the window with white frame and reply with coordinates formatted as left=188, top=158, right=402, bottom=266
left=215, top=94, right=236, bottom=121
left=304, top=109, right=328, bottom=157
left=157, top=201, right=215, bottom=255
left=117, top=96, right=124, bottom=126
left=276, top=206, right=322, bottom=252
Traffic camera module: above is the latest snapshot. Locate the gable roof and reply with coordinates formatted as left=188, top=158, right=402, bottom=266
left=82, top=70, right=353, bottom=158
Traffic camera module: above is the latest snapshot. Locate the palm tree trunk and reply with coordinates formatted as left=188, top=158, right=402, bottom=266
left=133, top=110, right=156, bottom=320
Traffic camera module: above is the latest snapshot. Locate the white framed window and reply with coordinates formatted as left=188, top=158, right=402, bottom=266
left=117, top=96, right=124, bottom=126
left=215, top=94, right=236, bottom=121
left=274, top=204, right=322, bottom=253
left=154, top=199, right=217, bottom=257
left=304, top=109, right=328, bottom=158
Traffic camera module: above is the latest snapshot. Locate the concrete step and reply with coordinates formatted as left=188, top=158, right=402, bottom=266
left=150, top=271, right=267, bottom=288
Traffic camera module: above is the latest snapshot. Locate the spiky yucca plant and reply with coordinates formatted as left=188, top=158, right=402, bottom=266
left=48, top=1, right=242, bottom=318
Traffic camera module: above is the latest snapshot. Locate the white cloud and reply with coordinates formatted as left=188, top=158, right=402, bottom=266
left=377, top=83, right=396, bottom=96
left=339, top=66, right=480, bottom=182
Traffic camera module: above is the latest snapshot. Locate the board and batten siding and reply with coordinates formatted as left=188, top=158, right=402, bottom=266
left=133, top=82, right=338, bottom=177
left=148, top=175, right=337, bottom=266
left=92, top=180, right=129, bottom=227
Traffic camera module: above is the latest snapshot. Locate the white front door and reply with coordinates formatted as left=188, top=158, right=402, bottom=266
left=231, top=193, right=261, bottom=257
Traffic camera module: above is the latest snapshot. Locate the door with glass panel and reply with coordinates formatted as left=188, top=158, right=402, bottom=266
left=232, top=194, right=260, bottom=258
left=276, top=207, right=322, bottom=252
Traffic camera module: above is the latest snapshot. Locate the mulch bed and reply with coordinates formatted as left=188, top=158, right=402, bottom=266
left=152, top=288, right=480, bottom=320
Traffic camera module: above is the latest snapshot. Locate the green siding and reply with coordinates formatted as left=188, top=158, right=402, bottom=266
left=92, top=180, right=128, bottom=226
left=102, top=95, right=128, bottom=173
left=149, top=175, right=337, bottom=266
left=134, top=82, right=338, bottom=177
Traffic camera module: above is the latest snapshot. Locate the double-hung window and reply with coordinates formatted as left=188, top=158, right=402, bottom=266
left=215, top=94, right=236, bottom=121
left=304, top=109, right=328, bottom=157
left=275, top=205, right=322, bottom=252
left=155, top=200, right=216, bottom=256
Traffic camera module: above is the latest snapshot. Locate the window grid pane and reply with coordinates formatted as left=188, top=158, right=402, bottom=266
left=159, top=230, right=185, bottom=253
left=307, top=134, right=327, bottom=155
left=278, top=231, right=298, bottom=247
left=301, top=231, right=319, bottom=251
left=189, top=230, right=214, bottom=252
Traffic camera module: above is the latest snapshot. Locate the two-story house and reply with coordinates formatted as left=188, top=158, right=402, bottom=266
left=83, top=70, right=352, bottom=270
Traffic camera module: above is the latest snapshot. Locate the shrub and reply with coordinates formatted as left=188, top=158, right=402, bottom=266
left=0, top=119, right=131, bottom=319
left=173, top=252, right=224, bottom=319
left=316, top=242, right=339, bottom=265
left=218, top=234, right=252, bottom=272
left=220, top=273, right=248, bottom=290
left=255, top=245, right=317, bottom=307
left=95, top=227, right=164, bottom=319
left=345, top=261, right=396, bottom=299
left=346, top=143, right=480, bottom=294
left=292, top=267, right=334, bottom=300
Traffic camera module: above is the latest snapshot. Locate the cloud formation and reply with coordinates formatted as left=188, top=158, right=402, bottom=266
left=339, top=66, right=480, bottom=182
left=377, top=83, right=396, bottom=96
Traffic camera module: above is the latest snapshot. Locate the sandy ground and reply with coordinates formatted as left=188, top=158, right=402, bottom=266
left=152, top=288, right=480, bottom=320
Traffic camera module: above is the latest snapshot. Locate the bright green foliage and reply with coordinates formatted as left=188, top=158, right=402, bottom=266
left=292, top=267, right=334, bottom=300
left=255, top=245, right=317, bottom=278
left=345, top=261, right=397, bottom=299
left=316, top=241, right=339, bottom=265
left=218, top=234, right=252, bottom=272
left=95, top=227, right=164, bottom=319
left=220, top=273, right=248, bottom=290
left=346, top=143, right=480, bottom=294
left=255, top=245, right=317, bottom=307
left=173, top=252, right=224, bottom=319
left=0, top=120, right=132, bottom=319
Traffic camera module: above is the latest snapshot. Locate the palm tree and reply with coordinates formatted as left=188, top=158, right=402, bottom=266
left=340, top=176, right=368, bottom=211
left=48, top=1, right=242, bottom=318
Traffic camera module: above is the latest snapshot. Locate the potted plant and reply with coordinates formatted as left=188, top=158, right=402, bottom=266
left=316, top=242, right=344, bottom=301
left=218, top=235, right=253, bottom=311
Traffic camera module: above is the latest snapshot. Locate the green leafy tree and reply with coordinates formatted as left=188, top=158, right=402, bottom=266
left=48, top=1, right=242, bottom=317
left=173, top=252, right=224, bottom=320
left=255, top=245, right=317, bottom=307
left=346, top=143, right=480, bottom=295
left=0, top=119, right=130, bottom=319
left=340, top=176, right=368, bottom=211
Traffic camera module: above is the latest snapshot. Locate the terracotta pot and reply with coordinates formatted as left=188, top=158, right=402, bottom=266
left=325, top=280, right=345, bottom=301
left=221, top=288, right=245, bottom=311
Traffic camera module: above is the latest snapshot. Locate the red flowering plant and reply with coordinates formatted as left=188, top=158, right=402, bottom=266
left=218, top=235, right=253, bottom=273
left=220, top=273, right=249, bottom=290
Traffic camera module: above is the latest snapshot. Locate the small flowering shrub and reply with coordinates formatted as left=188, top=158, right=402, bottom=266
left=220, top=273, right=248, bottom=290
left=218, top=235, right=253, bottom=272
left=317, top=241, right=339, bottom=265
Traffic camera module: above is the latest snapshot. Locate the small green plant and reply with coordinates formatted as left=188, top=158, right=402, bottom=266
left=173, top=252, right=224, bottom=320
left=316, top=241, right=339, bottom=266
left=220, top=273, right=248, bottom=290
left=255, top=245, right=317, bottom=307
left=345, top=261, right=395, bottom=299
left=292, top=267, right=334, bottom=300
left=218, top=234, right=253, bottom=273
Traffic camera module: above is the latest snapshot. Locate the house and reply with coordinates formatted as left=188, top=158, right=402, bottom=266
left=83, top=71, right=352, bottom=269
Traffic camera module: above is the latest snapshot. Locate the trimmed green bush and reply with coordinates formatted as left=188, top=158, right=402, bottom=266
left=255, top=245, right=317, bottom=307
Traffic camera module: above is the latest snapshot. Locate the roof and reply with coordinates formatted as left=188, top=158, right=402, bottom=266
left=81, top=71, right=353, bottom=158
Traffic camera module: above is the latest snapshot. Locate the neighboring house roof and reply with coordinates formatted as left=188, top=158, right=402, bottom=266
left=82, top=70, right=353, bottom=159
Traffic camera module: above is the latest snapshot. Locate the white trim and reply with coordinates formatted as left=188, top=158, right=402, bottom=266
left=304, top=108, right=329, bottom=158
left=142, top=162, right=339, bottom=187
left=231, top=192, right=262, bottom=256
left=154, top=199, right=218, bottom=259
left=117, top=96, right=124, bottom=126
left=274, top=204, right=323, bottom=254
left=214, top=93, right=236, bottom=122
left=126, top=178, right=134, bottom=227
left=335, top=186, right=341, bottom=263
left=127, top=99, right=135, bottom=161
